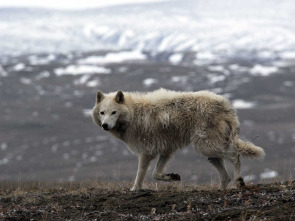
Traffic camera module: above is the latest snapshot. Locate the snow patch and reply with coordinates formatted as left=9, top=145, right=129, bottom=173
left=118, top=66, right=128, bottom=73
left=232, top=100, right=255, bottom=109
left=55, top=65, right=111, bottom=76
left=171, top=76, right=187, bottom=83
left=143, top=78, right=158, bottom=87
left=29, top=54, right=56, bottom=65
left=0, top=158, right=9, bottom=165
left=83, top=109, right=93, bottom=117
left=260, top=169, right=278, bottom=179
left=89, top=156, right=97, bottom=162
left=283, top=81, right=294, bottom=87
left=244, top=175, right=256, bottom=182
left=195, top=52, right=218, bottom=65
left=280, top=51, right=295, bottom=60
left=86, top=79, right=100, bottom=87
left=20, top=78, right=32, bottom=85
left=78, top=51, right=147, bottom=64
left=229, top=64, right=249, bottom=72
left=169, top=53, right=183, bottom=64
left=74, top=75, right=91, bottom=85
left=0, top=66, right=8, bottom=77
left=209, top=75, right=226, bottom=84
left=228, top=64, right=239, bottom=71
left=250, top=65, right=278, bottom=76
left=208, top=65, right=226, bottom=72
left=36, top=71, right=50, bottom=80
left=51, top=144, right=58, bottom=153
left=1, top=143, right=7, bottom=151
left=13, top=63, right=25, bottom=71
left=63, top=153, right=70, bottom=160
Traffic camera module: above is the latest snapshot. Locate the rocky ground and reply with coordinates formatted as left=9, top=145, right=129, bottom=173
left=0, top=180, right=295, bottom=220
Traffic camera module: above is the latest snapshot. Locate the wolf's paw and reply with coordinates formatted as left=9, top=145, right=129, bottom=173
left=166, top=173, right=181, bottom=181
left=236, top=177, right=246, bottom=188
left=153, top=173, right=181, bottom=182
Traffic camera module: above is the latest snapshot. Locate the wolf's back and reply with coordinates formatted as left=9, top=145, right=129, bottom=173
left=236, top=139, right=265, bottom=158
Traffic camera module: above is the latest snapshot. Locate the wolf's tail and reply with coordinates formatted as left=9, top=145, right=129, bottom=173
left=236, top=139, right=265, bottom=158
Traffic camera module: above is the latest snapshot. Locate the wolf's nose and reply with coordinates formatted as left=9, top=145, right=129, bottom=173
left=102, top=123, right=109, bottom=130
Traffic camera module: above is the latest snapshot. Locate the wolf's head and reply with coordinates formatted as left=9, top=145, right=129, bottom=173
left=92, top=90, right=130, bottom=131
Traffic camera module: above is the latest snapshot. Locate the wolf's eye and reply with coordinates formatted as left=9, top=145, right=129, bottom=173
left=100, top=111, right=105, bottom=115
left=111, top=111, right=117, bottom=115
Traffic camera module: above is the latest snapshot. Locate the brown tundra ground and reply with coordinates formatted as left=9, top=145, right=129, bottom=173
left=0, top=180, right=295, bottom=220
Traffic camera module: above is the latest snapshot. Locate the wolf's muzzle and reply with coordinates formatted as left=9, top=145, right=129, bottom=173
left=102, top=123, right=109, bottom=130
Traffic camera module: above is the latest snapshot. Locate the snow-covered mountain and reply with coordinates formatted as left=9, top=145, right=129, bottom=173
left=0, top=0, right=295, bottom=62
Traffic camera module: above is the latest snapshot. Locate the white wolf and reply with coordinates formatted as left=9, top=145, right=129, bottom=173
left=92, top=89, right=265, bottom=191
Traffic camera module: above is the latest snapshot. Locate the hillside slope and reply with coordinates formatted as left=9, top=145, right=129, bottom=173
left=0, top=181, right=294, bottom=220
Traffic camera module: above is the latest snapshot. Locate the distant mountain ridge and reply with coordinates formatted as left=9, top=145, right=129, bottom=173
left=0, top=0, right=295, bottom=61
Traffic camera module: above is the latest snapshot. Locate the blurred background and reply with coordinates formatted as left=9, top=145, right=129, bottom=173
left=0, top=0, right=295, bottom=185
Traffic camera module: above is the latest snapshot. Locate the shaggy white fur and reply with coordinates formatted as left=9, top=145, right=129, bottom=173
left=92, top=89, right=265, bottom=191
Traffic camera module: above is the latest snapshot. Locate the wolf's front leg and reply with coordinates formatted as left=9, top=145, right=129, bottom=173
left=152, top=154, right=181, bottom=181
left=131, top=153, right=153, bottom=191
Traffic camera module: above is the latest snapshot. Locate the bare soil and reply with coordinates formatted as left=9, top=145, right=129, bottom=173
left=0, top=181, right=295, bottom=220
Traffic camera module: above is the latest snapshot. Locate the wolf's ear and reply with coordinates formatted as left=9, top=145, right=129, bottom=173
left=115, top=91, right=124, bottom=104
left=96, top=90, right=104, bottom=104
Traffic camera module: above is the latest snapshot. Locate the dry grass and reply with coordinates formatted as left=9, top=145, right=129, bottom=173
left=0, top=179, right=294, bottom=220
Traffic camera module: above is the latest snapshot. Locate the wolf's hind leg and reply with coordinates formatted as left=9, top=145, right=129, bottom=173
left=152, top=154, right=180, bottom=181
left=227, top=155, right=245, bottom=187
left=131, top=153, right=153, bottom=191
left=208, top=157, right=231, bottom=190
